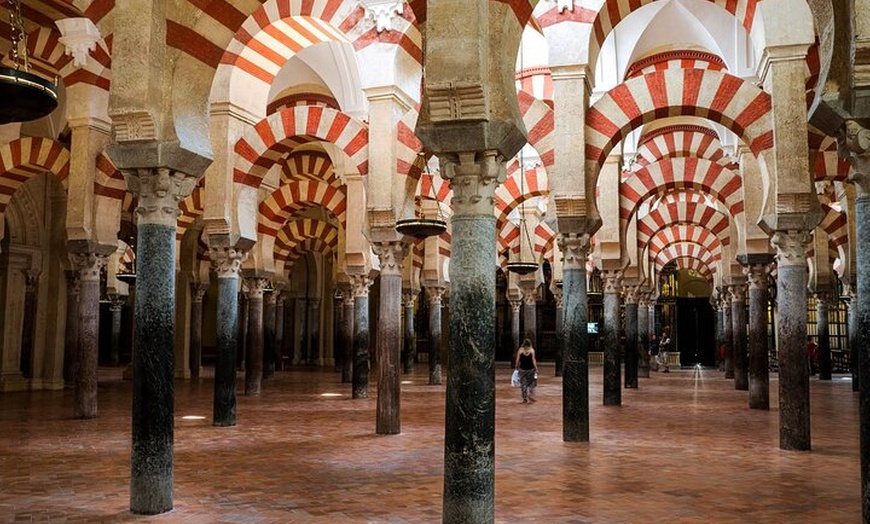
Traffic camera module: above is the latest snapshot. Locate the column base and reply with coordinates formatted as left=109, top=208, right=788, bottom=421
left=0, top=372, right=29, bottom=392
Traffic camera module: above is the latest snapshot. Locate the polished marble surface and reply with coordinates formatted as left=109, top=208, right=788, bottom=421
left=0, top=365, right=859, bottom=523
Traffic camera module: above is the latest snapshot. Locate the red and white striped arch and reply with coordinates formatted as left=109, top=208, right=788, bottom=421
left=282, top=150, right=339, bottom=186
left=810, top=133, right=851, bottom=182
left=518, top=90, right=555, bottom=169
left=625, top=50, right=727, bottom=80
left=259, top=179, right=347, bottom=236
left=665, top=256, right=716, bottom=279
left=274, top=219, right=339, bottom=262
left=495, top=164, right=549, bottom=227
left=234, top=106, right=368, bottom=188
left=637, top=193, right=731, bottom=248
left=517, top=66, right=554, bottom=103
left=26, top=26, right=112, bottom=92
left=620, top=157, right=743, bottom=224
left=267, top=93, right=340, bottom=115
left=284, top=237, right=339, bottom=268
left=534, top=221, right=557, bottom=264
left=587, top=69, right=773, bottom=169
left=0, top=138, right=70, bottom=213
left=94, top=152, right=125, bottom=200
left=819, top=203, right=848, bottom=251
left=634, top=125, right=731, bottom=168
left=178, top=184, right=205, bottom=243
left=648, top=225, right=724, bottom=264
left=652, top=243, right=718, bottom=276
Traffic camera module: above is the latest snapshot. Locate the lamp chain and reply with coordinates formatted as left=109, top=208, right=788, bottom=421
left=8, top=0, right=29, bottom=71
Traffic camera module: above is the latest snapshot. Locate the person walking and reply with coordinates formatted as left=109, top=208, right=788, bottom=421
left=659, top=328, right=672, bottom=373
left=648, top=333, right=660, bottom=372
left=515, top=338, right=539, bottom=403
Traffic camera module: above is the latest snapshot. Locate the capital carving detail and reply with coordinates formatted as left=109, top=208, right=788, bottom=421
left=743, top=263, right=771, bottom=290
left=70, top=252, right=107, bottom=282
left=441, top=151, right=505, bottom=216
left=66, top=271, right=81, bottom=295
left=243, top=277, right=270, bottom=298
left=210, top=248, right=247, bottom=278
left=839, top=120, right=870, bottom=195
left=362, top=0, right=405, bottom=32
left=125, top=168, right=198, bottom=227
left=426, top=285, right=447, bottom=306
left=372, top=241, right=409, bottom=277
left=402, top=291, right=418, bottom=308
left=601, top=270, right=623, bottom=294
left=729, top=284, right=747, bottom=302
left=521, top=286, right=538, bottom=306
left=349, top=275, right=372, bottom=298
left=623, top=285, right=639, bottom=304
left=265, top=290, right=278, bottom=306
left=557, top=232, right=591, bottom=270
left=770, top=231, right=811, bottom=267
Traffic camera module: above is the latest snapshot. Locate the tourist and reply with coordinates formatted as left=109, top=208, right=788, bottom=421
left=649, top=333, right=659, bottom=372
left=659, top=328, right=672, bottom=373
left=514, top=338, right=539, bottom=403
left=807, top=336, right=818, bottom=376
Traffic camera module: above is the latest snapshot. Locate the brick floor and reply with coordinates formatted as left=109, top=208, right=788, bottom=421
left=0, top=365, right=860, bottom=523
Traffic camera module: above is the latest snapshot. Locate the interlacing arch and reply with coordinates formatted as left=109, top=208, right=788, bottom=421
left=586, top=69, right=773, bottom=172
left=0, top=138, right=70, bottom=213
left=274, top=219, right=339, bottom=262
left=517, top=90, right=554, bottom=169
left=259, top=179, right=347, bottom=236
left=633, top=125, right=732, bottom=169
left=818, top=203, right=848, bottom=251
left=809, top=130, right=852, bottom=182
left=234, top=106, right=368, bottom=188
left=620, top=157, right=743, bottom=224
left=637, top=192, right=731, bottom=248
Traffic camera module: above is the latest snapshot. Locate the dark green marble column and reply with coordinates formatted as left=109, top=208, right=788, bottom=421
left=771, top=231, right=812, bottom=451
left=815, top=292, right=833, bottom=381
left=601, top=270, right=622, bottom=406
left=731, top=285, right=748, bottom=391
left=722, top=287, right=734, bottom=380
left=638, top=294, right=650, bottom=378
left=742, top=258, right=772, bottom=410
left=624, top=286, right=639, bottom=389
left=63, top=271, right=80, bottom=387
left=553, top=288, right=564, bottom=377
left=243, top=277, right=268, bottom=396
left=402, top=290, right=417, bottom=374
left=188, top=284, right=207, bottom=379
left=559, top=233, right=590, bottom=442
left=263, top=290, right=277, bottom=379
left=426, top=285, right=446, bottom=385
left=341, top=288, right=354, bottom=383
left=350, top=275, right=371, bottom=399
left=109, top=295, right=126, bottom=368
left=210, top=248, right=245, bottom=426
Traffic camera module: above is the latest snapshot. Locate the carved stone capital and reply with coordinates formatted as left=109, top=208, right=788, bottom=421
left=839, top=120, right=870, bottom=195
left=349, top=274, right=373, bottom=298
left=69, top=252, right=107, bottom=282
left=209, top=248, right=247, bottom=279
left=425, top=285, right=447, bottom=306
left=546, top=0, right=575, bottom=13
left=124, top=168, right=198, bottom=227
left=243, top=277, right=270, bottom=298
left=557, top=232, right=591, bottom=270
left=521, top=286, right=538, bottom=306
left=441, top=151, right=505, bottom=216
left=402, top=291, right=418, bottom=308
left=743, top=263, right=771, bottom=290
left=372, top=241, right=409, bottom=277
left=108, top=294, right=126, bottom=311
left=600, top=270, right=623, bottom=294
left=310, top=298, right=321, bottom=310
left=23, top=271, right=39, bottom=293
left=729, top=284, right=747, bottom=302
left=552, top=289, right=564, bottom=309
left=622, top=285, right=639, bottom=304
left=265, top=289, right=278, bottom=306
left=770, top=230, right=811, bottom=267
left=718, top=286, right=731, bottom=308
left=191, top=282, right=209, bottom=302
left=362, top=0, right=406, bottom=32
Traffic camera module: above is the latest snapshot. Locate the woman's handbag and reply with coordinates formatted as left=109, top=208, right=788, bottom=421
left=510, top=369, right=520, bottom=387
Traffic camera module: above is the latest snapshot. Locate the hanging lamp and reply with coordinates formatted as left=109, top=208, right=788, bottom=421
left=0, top=0, right=59, bottom=124
left=506, top=150, right=539, bottom=276
left=395, top=151, right=448, bottom=238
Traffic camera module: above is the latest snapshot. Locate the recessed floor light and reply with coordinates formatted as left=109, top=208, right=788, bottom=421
left=181, top=415, right=206, bottom=421
left=320, top=393, right=342, bottom=397
left=401, top=381, right=413, bottom=385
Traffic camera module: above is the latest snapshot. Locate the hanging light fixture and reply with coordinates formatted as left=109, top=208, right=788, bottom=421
left=506, top=150, right=539, bottom=276
left=395, top=151, right=448, bottom=238
left=0, top=0, right=59, bottom=124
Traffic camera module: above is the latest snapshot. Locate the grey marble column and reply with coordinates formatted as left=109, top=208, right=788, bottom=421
left=520, top=285, right=537, bottom=348
left=341, top=288, right=354, bottom=383
left=553, top=288, right=564, bottom=377
left=126, top=168, right=197, bottom=515
left=210, top=248, right=246, bottom=427
left=815, top=292, right=833, bottom=381
left=293, top=298, right=305, bottom=365
left=743, top=259, right=772, bottom=410
left=648, top=301, right=657, bottom=344
left=638, top=294, right=650, bottom=378
left=243, top=277, right=268, bottom=396
left=372, top=241, right=409, bottom=435
left=350, top=275, right=371, bottom=399
left=508, top=298, right=521, bottom=356
left=771, top=230, right=813, bottom=451
left=402, top=290, right=418, bottom=374
left=847, top=288, right=859, bottom=392
left=721, top=287, right=734, bottom=379
left=440, top=151, right=501, bottom=523
left=601, top=270, right=622, bottom=406
left=426, top=285, right=446, bottom=385
left=238, top=292, right=248, bottom=370
left=19, top=272, right=38, bottom=378
left=188, top=284, right=207, bottom=378
left=70, top=252, right=107, bottom=419
left=559, top=233, right=591, bottom=442
left=263, top=290, right=277, bottom=379
left=333, top=292, right=343, bottom=369
left=63, top=271, right=80, bottom=388
left=309, top=299, right=321, bottom=365
left=731, top=284, right=748, bottom=391
left=274, top=291, right=285, bottom=372
left=624, top=285, right=639, bottom=389
left=109, top=295, right=126, bottom=367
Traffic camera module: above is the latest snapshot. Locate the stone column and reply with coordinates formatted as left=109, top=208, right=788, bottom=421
left=559, top=233, right=591, bottom=441
left=638, top=294, right=650, bottom=378
left=309, top=299, right=321, bottom=365
left=188, top=284, right=207, bottom=378
left=508, top=298, right=521, bottom=355
left=771, top=230, right=813, bottom=450
left=350, top=275, right=372, bottom=399
left=601, top=270, right=622, bottom=406
left=19, top=272, right=38, bottom=378
left=426, top=285, right=446, bottom=385
left=402, top=290, right=417, bottom=374
left=341, top=288, right=354, bottom=383
left=109, top=295, right=126, bottom=367
left=63, top=271, right=80, bottom=387
left=210, top=248, right=246, bottom=427
left=439, top=151, right=502, bottom=522
left=648, top=301, right=657, bottom=344
left=841, top=121, right=870, bottom=521
left=69, top=252, right=107, bottom=419
left=623, top=286, right=639, bottom=389
left=731, top=284, right=748, bottom=391
left=263, top=290, right=277, bottom=379
left=743, top=259, right=772, bottom=410
left=815, top=292, right=833, bottom=381
left=722, top=287, right=734, bottom=379
left=553, top=288, right=564, bottom=377
left=846, top=288, right=859, bottom=392
left=372, top=241, right=408, bottom=435
left=275, top=291, right=286, bottom=372
left=293, top=298, right=305, bottom=365
left=243, top=277, right=268, bottom=396
left=333, top=291, right=343, bottom=370
left=520, top=285, right=537, bottom=348
left=125, top=168, right=197, bottom=514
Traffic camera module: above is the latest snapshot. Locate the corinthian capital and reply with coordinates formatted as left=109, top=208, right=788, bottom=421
left=600, top=269, right=623, bottom=294
left=557, top=232, right=591, bottom=270
left=124, top=168, right=199, bottom=227
left=69, top=252, right=107, bottom=282
left=743, top=263, right=771, bottom=290
left=349, top=274, right=372, bottom=298
left=440, top=151, right=505, bottom=216
left=770, top=231, right=811, bottom=267
left=243, top=277, right=270, bottom=298
left=209, top=248, right=247, bottom=279
left=372, top=241, right=409, bottom=277
left=839, top=120, right=870, bottom=195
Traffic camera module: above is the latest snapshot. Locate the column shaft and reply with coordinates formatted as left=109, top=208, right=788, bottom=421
left=342, top=296, right=354, bottom=383
left=817, top=295, right=832, bottom=381
left=554, top=291, right=564, bottom=377
left=723, top=290, right=734, bottom=379
left=427, top=286, right=445, bottom=385
left=602, top=272, right=622, bottom=406
left=373, top=242, right=407, bottom=435
left=211, top=252, right=242, bottom=426
left=624, top=301, right=638, bottom=389
left=402, top=292, right=417, bottom=374
left=189, top=286, right=206, bottom=379
left=110, top=300, right=123, bottom=367
left=521, top=288, right=537, bottom=348
left=244, top=279, right=267, bottom=396
left=638, top=299, right=649, bottom=379
left=562, top=256, right=589, bottom=441
left=63, top=272, right=80, bottom=387
left=263, top=292, right=276, bottom=379
left=351, top=276, right=371, bottom=399
left=732, top=287, right=748, bottom=391
left=71, top=254, right=105, bottom=419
